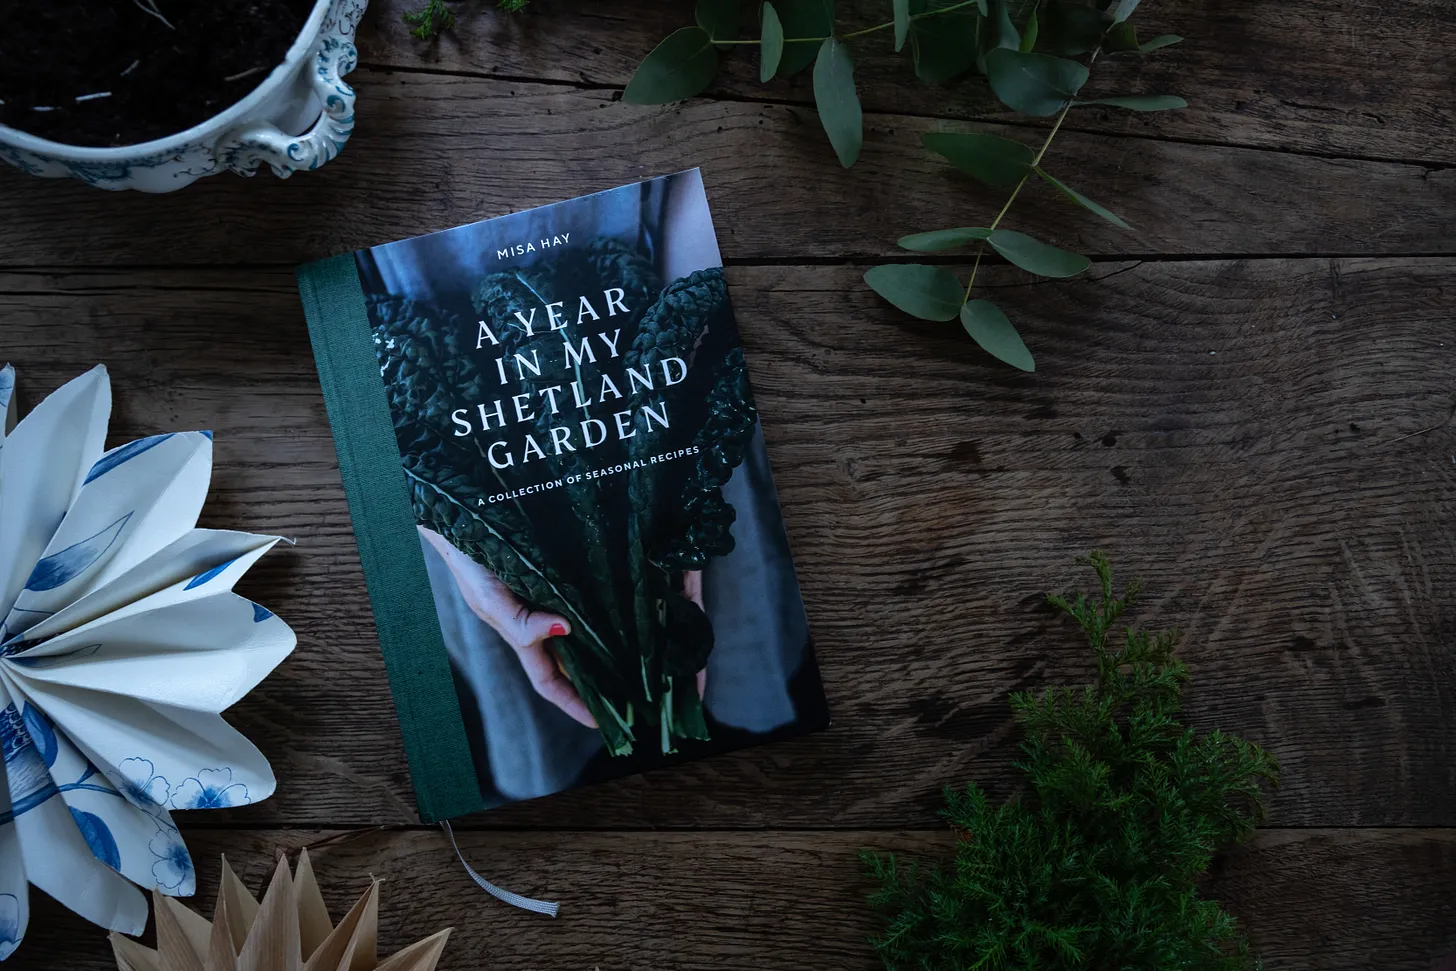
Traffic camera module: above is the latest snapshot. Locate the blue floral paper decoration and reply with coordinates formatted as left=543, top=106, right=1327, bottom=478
left=0, top=364, right=296, bottom=959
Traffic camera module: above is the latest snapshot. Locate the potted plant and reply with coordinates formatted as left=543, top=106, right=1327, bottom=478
left=0, top=0, right=368, bottom=192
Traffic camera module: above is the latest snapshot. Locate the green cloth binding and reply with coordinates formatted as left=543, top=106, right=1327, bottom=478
left=296, top=254, right=484, bottom=823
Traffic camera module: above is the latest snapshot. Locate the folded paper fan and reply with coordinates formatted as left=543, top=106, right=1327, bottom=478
left=0, top=363, right=296, bottom=959
left=110, top=850, right=452, bottom=971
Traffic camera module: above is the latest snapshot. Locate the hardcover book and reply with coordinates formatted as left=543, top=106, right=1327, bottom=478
left=297, top=170, right=828, bottom=822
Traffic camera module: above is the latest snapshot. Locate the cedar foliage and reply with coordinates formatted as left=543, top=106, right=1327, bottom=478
left=862, top=553, right=1279, bottom=970
left=404, top=0, right=529, bottom=40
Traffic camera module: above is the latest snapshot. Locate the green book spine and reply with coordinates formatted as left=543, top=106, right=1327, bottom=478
left=296, top=253, right=484, bottom=823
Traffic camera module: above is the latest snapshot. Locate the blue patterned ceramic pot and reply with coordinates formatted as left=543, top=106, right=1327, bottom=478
left=0, top=0, right=367, bottom=193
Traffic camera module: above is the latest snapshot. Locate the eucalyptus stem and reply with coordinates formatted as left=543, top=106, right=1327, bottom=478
left=963, top=43, right=1104, bottom=304
left=714, top=0, right=984, bottom=47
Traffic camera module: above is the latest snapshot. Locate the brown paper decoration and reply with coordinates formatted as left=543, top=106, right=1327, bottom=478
left=109, top=850, right=451, bottom=971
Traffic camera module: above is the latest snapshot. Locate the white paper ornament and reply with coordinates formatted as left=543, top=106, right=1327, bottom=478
left=0, top=363, right=296, bottom=959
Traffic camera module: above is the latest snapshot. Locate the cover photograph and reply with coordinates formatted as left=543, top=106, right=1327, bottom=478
left=297, top=170, right=828, bottom=821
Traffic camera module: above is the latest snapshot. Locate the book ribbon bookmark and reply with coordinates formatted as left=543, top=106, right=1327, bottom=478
left=440, top=821, right=560, bottom=917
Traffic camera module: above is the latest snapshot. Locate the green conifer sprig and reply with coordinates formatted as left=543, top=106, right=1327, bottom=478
left=862, top=552, right=1279, bottom=970
left=403, top=0, right=529, bottom=39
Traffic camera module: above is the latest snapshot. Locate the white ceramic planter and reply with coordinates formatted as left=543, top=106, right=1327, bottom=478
left=0, top=0, right=368, bottom=192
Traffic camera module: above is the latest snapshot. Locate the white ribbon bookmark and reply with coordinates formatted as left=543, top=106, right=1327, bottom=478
left=441, top=820, right=561, bottom=917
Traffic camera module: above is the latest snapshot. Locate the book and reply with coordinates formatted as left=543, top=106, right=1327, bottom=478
left=296, top=170, right=828, bottom=822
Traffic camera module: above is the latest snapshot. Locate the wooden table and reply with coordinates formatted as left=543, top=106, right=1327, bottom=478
left=5, top=1, right=1454, bottom=967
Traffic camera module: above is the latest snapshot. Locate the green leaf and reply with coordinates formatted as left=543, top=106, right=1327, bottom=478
left=975, top=0, right=1019, bottom=74
left=1138, top=33, right=1183, bottom=51
left=1034, top=167, right=1130, bottom=230
left=813, top=38, right=863, bottom=167
left=760, top=2, right=784, bottom=81
left=921, top=131, right=1034, bottom=189
left=695, top=0, right=741, bottom=44
left=990, top=0, right=1020, bottom=50
left=975, top=0, right=987, bottom=13
left=1103, top=21, right=1139, bottom=52
left=893, top=0, right=911, bottom=51
left=961, top=299, right=1034, bottom=370
left=1104, top=22, right=1182, bottom=54
left=984, top=48, right=1089, bottom=116
left=988, top=229, right=1090, bottom=277
left=865, top=264, right=964, bottom=321
left=1043, top=2, right=1107, bottom=56
left=898, top=227, right=993, bottom=251
left=776, top=0, right=834, bottom=77
left=624, top=27, right=720, bottom=104
left=1019, top=10, right=1039, bottom=52
left=1111, top=0, right=1140, bottom=23
left=1079, top=94, right=1187, bottom=111
left=909, top=4, right=981, bottom=84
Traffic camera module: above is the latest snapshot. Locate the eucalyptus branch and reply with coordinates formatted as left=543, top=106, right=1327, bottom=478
left=713, top=0, right=986, bottom=46
left=625, top=0, right=1189, bottom=374
left=963, top=43, right=1098, bottom=302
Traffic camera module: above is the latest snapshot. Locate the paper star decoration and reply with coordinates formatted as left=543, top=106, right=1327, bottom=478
left=111, top=850, right=452, bottom=971
left=0, top=363, right=296, bottom=959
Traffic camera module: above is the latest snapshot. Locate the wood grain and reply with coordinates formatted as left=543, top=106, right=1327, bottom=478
left=3, top=258, right=1451, bottom=829
left=3, top=70, right=1455, bottom=267
left=9, top=827, right=1456, bottom=971
left=5, top=2, right=1450, bottom=966
left=354, top=0, right=1456, bottom=164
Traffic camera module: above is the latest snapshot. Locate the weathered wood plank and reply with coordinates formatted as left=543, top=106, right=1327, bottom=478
left=2, top=71, right=1454, bottom=266
left=9, top=827, right=1456, bottom=970
left=354, top=0, right=1456, bottom=164
left=2, top=258, right=1452, bottom=828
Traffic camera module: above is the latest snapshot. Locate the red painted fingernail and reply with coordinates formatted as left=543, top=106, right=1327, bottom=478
left=549, top=623, right=567, bottom=637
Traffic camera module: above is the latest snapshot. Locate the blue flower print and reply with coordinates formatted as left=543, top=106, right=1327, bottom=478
left=69, top=807, right=121, bottom=872
left=83, top=434, right=175, bottom=485
left=116, top=758, right=170, bottom=808
left=149, top=827, right=195, bottom=895
left=23, top=512, right=132, bottom=592
left=0, top=893, right=20, bottom=960
left=183, top=557, right=238, bottom=591
left=168, top=768, right=249, bottom=809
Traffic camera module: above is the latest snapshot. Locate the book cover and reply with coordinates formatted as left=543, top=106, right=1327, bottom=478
left=297, top=170, right=828, bottom=822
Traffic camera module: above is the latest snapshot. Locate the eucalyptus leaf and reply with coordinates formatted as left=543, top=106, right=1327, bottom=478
left=922, top=131, right=1034, bottom=189
left=1138, top=33, right=1183, bottom=51
left=961, top=299, right=1034, bottom=371
left=893, top=0, right=911, bottom=51
left=865, top=264, right=964, bottom=321
left=984, top=48, right=1089, bottom=116
left=760, top=2, right=784, bottom=81
left=1111, top=0, right=1140, bottom=23
left=991, top=0, right=1020, bottom=50
left=988, top=229, right=1091, bottom=277
left=1103, top=21, right=1139, bottom=52
left=814, top=38, right=863, bottom=167
left=624, top=27, right=720, bottom=104
left=695, top=0, right=740, bottom=45
left=910, top=4, right=981, bottom=84
left=1104, top=22, right=1184, bottom=54
left=776, top=0, right=834, bottom=77
left=1079, top=94, right=1187, bottom=111
left=898, top=227, right=993, bottom=251
left=1043, top=2, right=1107, bottom=56
left=1034, top=167, right=1130, bottom=230
left=975, top=0, right=1019, bottom=74
left=1019, top=10, right=1039, bottom=52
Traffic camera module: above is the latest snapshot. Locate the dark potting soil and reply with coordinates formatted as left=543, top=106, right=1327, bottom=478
left=0, top=0, right=317, bottom=148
